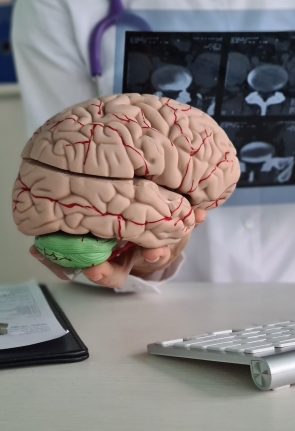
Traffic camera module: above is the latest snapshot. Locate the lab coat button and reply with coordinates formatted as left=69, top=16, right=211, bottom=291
left=244, top=219, right=255, bottom=230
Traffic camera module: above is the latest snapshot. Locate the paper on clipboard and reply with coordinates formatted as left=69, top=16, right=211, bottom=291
left=0, top=280, right=68, bottom=350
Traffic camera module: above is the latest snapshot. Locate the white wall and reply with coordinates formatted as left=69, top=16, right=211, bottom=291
left=0, top=96, right=57, bottom=283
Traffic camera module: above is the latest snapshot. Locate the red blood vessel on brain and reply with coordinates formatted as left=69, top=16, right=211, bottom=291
left=12, top=94, right=240, bottom=266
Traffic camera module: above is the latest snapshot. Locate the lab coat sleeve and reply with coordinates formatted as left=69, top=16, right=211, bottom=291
left=11, top=0, right=97, bottom=136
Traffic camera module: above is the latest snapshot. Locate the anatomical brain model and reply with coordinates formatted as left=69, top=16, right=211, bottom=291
left=12, top=93, right=240, bottom=269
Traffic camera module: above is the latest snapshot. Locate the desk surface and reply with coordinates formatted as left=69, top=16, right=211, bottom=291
left=1, top=281, right=295, bottom=431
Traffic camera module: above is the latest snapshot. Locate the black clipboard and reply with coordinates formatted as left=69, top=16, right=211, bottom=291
left=0, top=284, right=89, bottom=368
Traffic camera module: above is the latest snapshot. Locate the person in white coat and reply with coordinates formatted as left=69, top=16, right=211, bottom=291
left=11, top=0, right=295, bottom=289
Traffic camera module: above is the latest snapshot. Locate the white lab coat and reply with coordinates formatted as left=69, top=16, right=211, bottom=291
left=12, top=0, right=295, bottom=283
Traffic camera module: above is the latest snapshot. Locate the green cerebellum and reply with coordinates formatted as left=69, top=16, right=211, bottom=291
left=34, top=234, right=117, bottom=269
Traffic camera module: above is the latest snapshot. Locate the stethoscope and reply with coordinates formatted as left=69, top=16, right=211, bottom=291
left=89, top=0, right=151, bottom=95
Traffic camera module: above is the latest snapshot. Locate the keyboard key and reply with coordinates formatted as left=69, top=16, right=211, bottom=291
left=240, top=334, right=267, bottom=340
left=183, top=334, right=235, bottom=343
left=224, top=345, right=247, bottom=353
left=263, top=321, right=291, bottom=328
left=233, top=330, right=262, bottom=337
left=187, top=338, right=236, bottom=349
left=173, top=340, right=203, bottom=349
left=209, top=330, right=233, bottom=335
left=243, top=338, right=268, bottom=345
left=274, top=339, right=295, bottom=348
left=159, top=339, right=183, bottom=347
left=267, top=333, right=292, bottom=341
left=233, top=326, right=263, bottom=332
left=244, top=344, right=275, bottom=354
left=184, top=341, right=219, bottom=349
left=206, top=342, right=242, bottom=351
left=282, top=323, right=295, bottom=328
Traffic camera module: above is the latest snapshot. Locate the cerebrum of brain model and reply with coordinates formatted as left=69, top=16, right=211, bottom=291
left=12, top=93, right=240, bottom=269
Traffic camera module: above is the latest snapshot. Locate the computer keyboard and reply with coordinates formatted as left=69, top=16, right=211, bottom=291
left=147, top=320, right=295, bottom=390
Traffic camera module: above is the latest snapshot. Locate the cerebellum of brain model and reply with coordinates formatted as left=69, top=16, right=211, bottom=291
left=12, top=93, right=240, bottom=269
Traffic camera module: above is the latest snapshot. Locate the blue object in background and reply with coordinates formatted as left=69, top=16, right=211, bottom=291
left=0, top=4, right=17, bottom=84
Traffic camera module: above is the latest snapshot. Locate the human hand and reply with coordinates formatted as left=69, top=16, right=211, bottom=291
left=30, top=208, right=207, bottom=290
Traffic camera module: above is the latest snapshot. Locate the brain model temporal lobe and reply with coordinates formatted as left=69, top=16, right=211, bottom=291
left=12, top=93, right=240, bottom=269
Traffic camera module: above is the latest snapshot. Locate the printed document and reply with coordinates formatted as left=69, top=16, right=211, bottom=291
left=0, top=280, right=68, bottom=349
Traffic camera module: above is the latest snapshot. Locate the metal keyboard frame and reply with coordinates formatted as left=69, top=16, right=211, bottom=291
left=148, top=339, right=295, bottom=390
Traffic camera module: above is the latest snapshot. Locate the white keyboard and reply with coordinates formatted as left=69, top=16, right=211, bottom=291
left=147, top=320, right=295, bottom=390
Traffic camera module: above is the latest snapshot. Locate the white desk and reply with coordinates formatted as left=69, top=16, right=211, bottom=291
left=1, top=280, right=295, bottom=431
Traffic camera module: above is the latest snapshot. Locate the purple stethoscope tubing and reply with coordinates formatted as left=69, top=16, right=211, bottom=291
left=89, top=0, right=151, bottom=78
